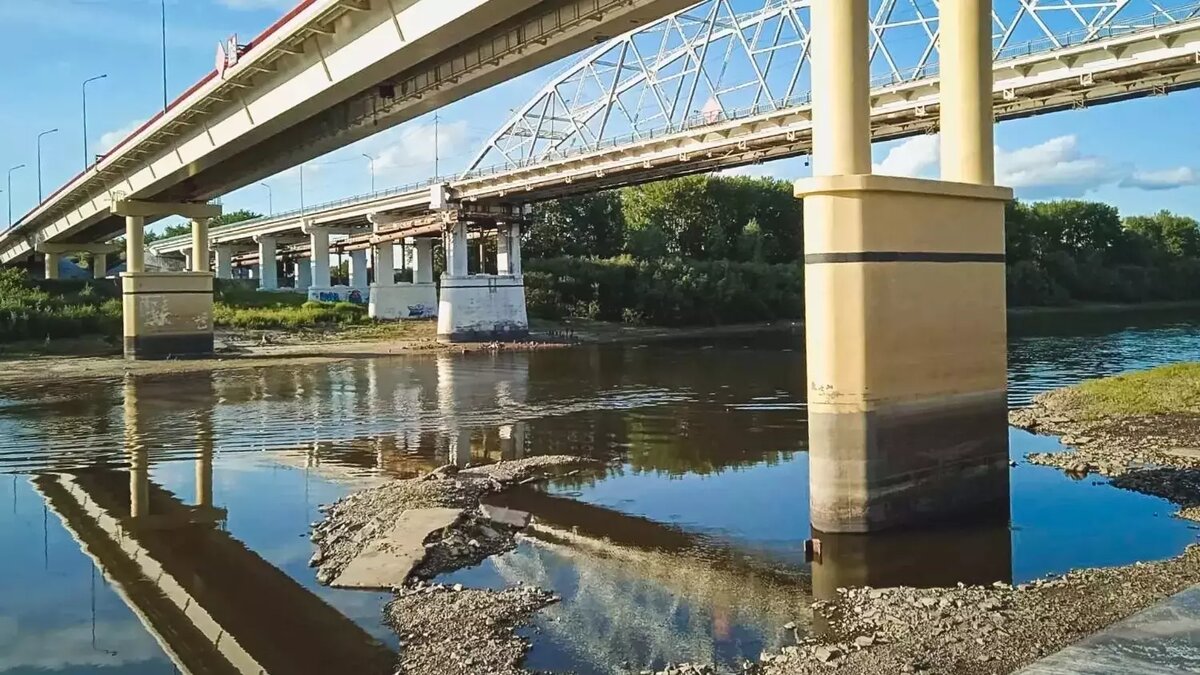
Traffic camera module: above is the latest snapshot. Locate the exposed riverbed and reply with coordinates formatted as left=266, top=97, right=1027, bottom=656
left=2, top=307, right=1200, bottom=673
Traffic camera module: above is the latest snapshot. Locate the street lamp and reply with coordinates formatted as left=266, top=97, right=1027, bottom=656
left=82, top=74, right=107, bottom=170
left=362, top=153, right=375, bottom=193
left=260, top=182, right=273, bottom=216
left=7, top=164, right=26, bottom=228
left=37, top=129, right=59, bottom=202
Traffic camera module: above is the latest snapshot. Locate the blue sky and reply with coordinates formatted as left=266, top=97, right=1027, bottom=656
left=0, top=0, right=1197, bottom=234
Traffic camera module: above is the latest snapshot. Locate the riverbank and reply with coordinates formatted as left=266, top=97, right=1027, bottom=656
left=1010, top=362, right=1200, bottom=493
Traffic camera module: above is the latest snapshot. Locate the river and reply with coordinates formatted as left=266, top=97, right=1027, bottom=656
left=1, top=307, right=1198, bottom=674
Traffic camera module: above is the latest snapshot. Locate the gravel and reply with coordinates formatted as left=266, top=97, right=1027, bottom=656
left=387, top=583, right=559, bottom=675
left=749, top=545, right=1200, bottom=675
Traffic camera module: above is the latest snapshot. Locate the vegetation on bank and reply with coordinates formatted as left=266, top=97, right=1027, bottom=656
left=1067, top=362, right=1200, bottom=417
left=523, top=174, right=1200, bottom=324
left=525, top=256, right=803, bottom=325
left=0, top=271, right=368, bottom=345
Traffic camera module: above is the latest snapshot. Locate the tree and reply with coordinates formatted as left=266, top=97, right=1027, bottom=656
left=143, top=210, right=262, bottom=244
left=1028, top=200, right=1124, bottom=259
left=1124, top=210, right=1200, bottom=258
left=526, top=192, right=625, bottom=259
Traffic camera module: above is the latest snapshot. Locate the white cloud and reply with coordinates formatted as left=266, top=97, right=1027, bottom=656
left=97, top=120, right=144, bottom=155
left=994, top=135, right=1123, bottom=196
left=1119, top=166, right=1200, bottom=191
left=372, top=119, right=471, bottom=177
left=720, top=163, right=783, bottom=179
left=875, top=134, right=940, bottom=178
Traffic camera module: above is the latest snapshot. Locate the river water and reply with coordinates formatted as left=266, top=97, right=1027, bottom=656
left=1, top=308, right=1199, bottom=674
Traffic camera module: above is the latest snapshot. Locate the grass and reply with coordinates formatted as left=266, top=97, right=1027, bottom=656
left=1069, top=362, right=1200, bottom=417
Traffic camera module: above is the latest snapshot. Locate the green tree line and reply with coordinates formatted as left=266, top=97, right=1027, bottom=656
left=523, top=174, right=1200, bottom=324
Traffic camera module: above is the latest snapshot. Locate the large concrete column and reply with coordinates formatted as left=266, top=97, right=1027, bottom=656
left=446, top=221, right=468, bottom=278
left=214, top=246, right=234, bottom=279
left=256, top=236, right=278, bottom=290
left=191, top=218, right=210, bottom=272
left=794, top=0, right=1012, bottom=532
left=93, top=253, right=108, bottom=279
left=810, top=0, right=871, bottom=177
left=508, top=223, right=522, bottom=275
left=374, top=243, right=395, bottom=286
left=940, top=0, right=995, bottom=185
left=309, top=226, right=331, bottom=287
left=126, top=215, right=145, bottom=273
left=349, top=249, right=368, bottom=290
left=183, top=249, right=194, bottom=272
left=496, top=225, right=512, bottom=276
left=44, top=252, right=60, bottom=280
left=295, top=256, right=312, bottom=290
left=414, top=238, right=434, bottom=284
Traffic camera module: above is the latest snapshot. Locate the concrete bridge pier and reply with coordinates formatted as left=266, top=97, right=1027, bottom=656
left=214, top=246, right=234, bottom=279
left=367, top=214, right=438, bottom=320
left=795, top=0, right=1011, bottom=532
left=255, top=235, right=279, bottom=290
left=437, top=220, right=529, bottom=342
left=114, top=199, right=221, bottom=360
left=295, top=256, right=312, bottom=291
left=35, top=242, right=120, bottom=280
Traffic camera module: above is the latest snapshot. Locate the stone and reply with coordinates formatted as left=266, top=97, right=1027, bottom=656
left=813, top=646, right=842, bottom=663
left=479, top=503, right=532, bottom=529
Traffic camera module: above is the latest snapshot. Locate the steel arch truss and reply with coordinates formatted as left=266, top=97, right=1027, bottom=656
left=468, top=0, right=1200, bottom=172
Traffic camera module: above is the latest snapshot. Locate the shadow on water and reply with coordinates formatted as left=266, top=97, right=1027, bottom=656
left=1, top=308, right=1200, bottom=672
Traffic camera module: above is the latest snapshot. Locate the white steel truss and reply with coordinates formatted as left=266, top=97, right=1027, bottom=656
left=468, top=0, right=1200, bottom=172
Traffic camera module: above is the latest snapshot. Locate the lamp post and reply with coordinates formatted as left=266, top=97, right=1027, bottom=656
left=260, top=182, right=273, bottom=216
left=299, top=164, right=305, bottom=214
left=37, top=129, right=59, bottom=203
left=362, top=153, right=375, bottom=193
left=7, top=165, right=26, bottom=228
left=82, top=74, right=107, bottom=170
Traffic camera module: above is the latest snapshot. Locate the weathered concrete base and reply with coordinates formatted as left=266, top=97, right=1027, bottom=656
left=121, top=272, right=214, bottom=360
left=437, top=275, right=528, bottom=343
left=369, top=282, right=438, bottom=320
left=808, top=392, right=1011, bottom=532
left=307, top=285, right=368, bottom=306
left=330, top=507, right=463, bottom=589
left=796, top=174, right=1014, bottom=533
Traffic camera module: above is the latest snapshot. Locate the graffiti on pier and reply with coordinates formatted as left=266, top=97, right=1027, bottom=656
left=407, top=303, right=435, bottom=319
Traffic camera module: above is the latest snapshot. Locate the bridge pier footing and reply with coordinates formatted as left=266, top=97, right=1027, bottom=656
left=436, top=276, right=528, bottom=342
left=795, top=176, right=1012, bottom=533
left=114, top=200, right=221, bottom=361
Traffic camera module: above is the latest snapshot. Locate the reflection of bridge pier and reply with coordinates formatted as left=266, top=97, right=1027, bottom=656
left=35, top=373, right=395, bottom=674
left=435, top=352, right=531, bottom=466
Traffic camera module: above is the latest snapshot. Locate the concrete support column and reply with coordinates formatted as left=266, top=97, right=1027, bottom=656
left=497, top=225, right=512, bottom=276
left=446, top=221, right=468, bottom=277
left=810, top=0, right=871, bottom=176
left=256, top=236, right=278, bottom=290
left=940, top=0, right=995, bottom=186
left=125, top=215, right=145, bottom=274
left=349, top=249, right=368, bottom=290
left=374, top=243, right=395, bottom=286
left=191, top=219, right=210, bottom=272
left=309, top=227, right=331, bottom=287
left=414, top=238, right=434, bottom=284
left=93, top=253, right=107, bottom=279
left=795, top=0, right=1012, bottom=533
left=44, top=252, right=60, bottom=280
left=509, top=223, right=522, bottom=275
left=183, top=249, right=194, bottom=272
left=214, top=246, right=234, bottom=279
left=296, top=256, right=312, bottom=290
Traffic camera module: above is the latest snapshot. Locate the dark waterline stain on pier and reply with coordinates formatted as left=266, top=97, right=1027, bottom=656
left=1, top=307, right=1199, bottom=673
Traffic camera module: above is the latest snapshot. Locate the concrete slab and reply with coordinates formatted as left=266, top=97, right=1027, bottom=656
left=330, top=508, right=463, bottom=589
left=1017, top=585, right=1200, bottom=674
left=480, top=504, right=531, bottom=529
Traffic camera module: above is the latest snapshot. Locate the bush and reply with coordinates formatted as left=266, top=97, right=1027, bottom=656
left=0, top=269, right=122, bottom=342
left=211, top=300, right=367, bottom=330
left=524, top=256, right=803, bottom=326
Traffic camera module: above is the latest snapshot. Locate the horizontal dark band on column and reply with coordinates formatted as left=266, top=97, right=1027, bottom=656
left=123, top=289, right=214, bottom=296
left=805, top=252, right=1005, bottom=264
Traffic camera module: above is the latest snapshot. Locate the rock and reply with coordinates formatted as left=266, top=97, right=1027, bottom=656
left=853, top=635, right=875, bottom=648
left=813, top=646, right=842, bottom=663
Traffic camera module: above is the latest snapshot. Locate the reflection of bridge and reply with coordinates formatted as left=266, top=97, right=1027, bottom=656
left=31, top=376, right=395, bottom=675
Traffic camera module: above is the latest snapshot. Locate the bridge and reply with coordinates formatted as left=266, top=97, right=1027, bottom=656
left=5, top=0, right=1197, bottom=532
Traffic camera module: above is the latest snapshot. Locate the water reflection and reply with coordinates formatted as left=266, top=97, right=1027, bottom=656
left=29, top=374, right=395, bottom=675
